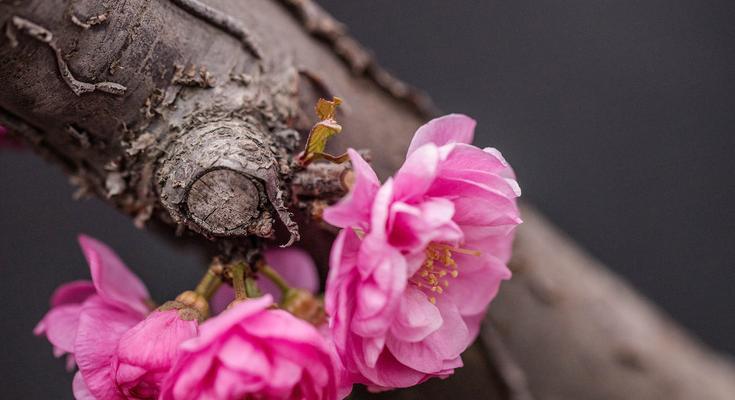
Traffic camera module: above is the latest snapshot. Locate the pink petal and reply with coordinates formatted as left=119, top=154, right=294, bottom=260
left=461, top=310, right=487, bottom=342
left=392, top=143, right=440, bottom=201
left=389, top=287, right=442, bottom=342
left=264, top=355, right=302, bottom=392
left=419, top=300, right=470, bottom=360
left=163, top=349, right=215, bottom=400
left=325, top=229, right=360, bottom=346
left=359, top=350, right=426, bottom=389
left=116, top=309, right=198, bottom=370
left=367, top=179, right=395, bottom=242
left=430, top=178, right=521, bottom=227
left=217, top=334, right=270, bottom=378
left=36, top=303, right=84, bottom=354
left=385, top=300, right=469, bottom=374
left=50, top=280, right=95, bottom=307
left=323, top=149, right=381, bottom=230
left=362, top=336, right=386, bottom=369
left=384, top=334, right=443, bottom=374
left=439, top=143, right=510, bottom=175
left=78, top=235, right=150, bottom=317
left=182, top=295, right=273, bottom=352
left=483, top=147, right=516, bottom=178
left=351, top=246, right=407, bottom=337
left=460, top=224, right=518, bottom=264
left=407, top=114, right=476, bottom=156
left=327, top=228, right=361, bottom=286
left=75, top=297, right=142, bottom=400
left=387, top=198, right=462, bottom=254
left=439, top=168, right=521, bottom=198
left=242, top=308, right=326, bottom=348
left=261, top=247, right=319, bottom=295
left=73, top=372, right=95, bottom=400
left=442, top=252, right=511, bottom=315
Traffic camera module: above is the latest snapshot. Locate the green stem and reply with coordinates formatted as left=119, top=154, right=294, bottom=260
left=259, top=264, right=291, bottom=294
left=194, top=267, right=223, bottom=300
left=231, top=262, right=248, bottom=301
left=245, top=277, right=261, bottom=298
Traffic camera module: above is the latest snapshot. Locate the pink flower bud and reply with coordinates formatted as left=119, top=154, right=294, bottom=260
left=113, top=306, right=199, bottom=399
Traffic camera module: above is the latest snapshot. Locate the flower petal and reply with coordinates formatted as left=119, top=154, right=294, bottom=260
left=439, top=168, right=521, bottom=198
left=78, top=235, right=150, bottom=316
left=75, top=297, right=142, bottom=400
left=393, top=143, right=440, bottom=201
left=323, top=149, right=380, bottom=230
left=360, top=350, right=426, bottom=389
left=439, top=143, right=510, bottom=175
left=50, top=280, right=95, bottom=307
left=261, top=247, right=319, bottom=296
left=429, top=177, right=521, bottom=227
left=442, top=252, right=511, bottom=315
left=386, top=300, right=468, bottom=374
left=407, top=114, right=476, bottom=156
left=73, top=372, right=95, bottom=400
left=36, top=303, right=83, bottom=354
left=389, top=286, right=442, bottom=342
left=351, top=245, right=407, bottom=337
left=387, top=198, right=461, bottom=254
left=116, top=309, right=198, bottom=370
left=182, top=295, right=273, bottom=352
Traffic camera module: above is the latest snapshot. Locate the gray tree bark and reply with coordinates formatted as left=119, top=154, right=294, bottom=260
left=1, top=1, right=734, bottom=399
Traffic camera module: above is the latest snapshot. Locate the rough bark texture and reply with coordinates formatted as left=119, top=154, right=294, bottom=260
left=1, top=1, right=734, bottom=399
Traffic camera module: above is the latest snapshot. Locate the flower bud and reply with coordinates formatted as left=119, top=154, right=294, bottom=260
left=113, top=301, right=200, bottom=398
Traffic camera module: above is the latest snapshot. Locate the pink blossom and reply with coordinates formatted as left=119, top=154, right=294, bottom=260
left=210, top=247, right=320, bottom=314
left=160, top=295, right=339, bottom=400
left=323, top=114, right=521, bottom=389
left=113, top=308, right=199, bottom=399
left=35, top=235, right=151, bottom=399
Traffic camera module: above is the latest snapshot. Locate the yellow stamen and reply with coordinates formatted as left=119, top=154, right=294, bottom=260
left=408, top=242, right=481, bottom=302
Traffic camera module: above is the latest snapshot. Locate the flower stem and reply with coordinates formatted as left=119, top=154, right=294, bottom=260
left=230, top=262, right=248, bottom=301
left=194, top=265, right=223, bottom=300
left=259, top=264, right=291, bottom=294
left=245, top=277, right=261, bottom=298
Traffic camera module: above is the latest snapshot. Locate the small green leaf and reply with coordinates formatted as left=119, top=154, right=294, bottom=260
left=298, top=97, right=348, bottom=166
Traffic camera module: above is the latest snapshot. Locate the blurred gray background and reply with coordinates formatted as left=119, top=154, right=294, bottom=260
left=1, top=0, right=734, bottom=397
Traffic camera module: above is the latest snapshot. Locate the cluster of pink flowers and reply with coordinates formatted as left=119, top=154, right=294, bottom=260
left=37, top=237, right=337, bottom=400
left=36, top=115, right=520, bottom=399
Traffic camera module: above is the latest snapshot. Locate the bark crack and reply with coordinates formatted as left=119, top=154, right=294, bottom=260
left=70, top=12, right=109, bottom=30
left=7, top=16, right=127, bottom=96
left=169, top=0, right=263, bottom=60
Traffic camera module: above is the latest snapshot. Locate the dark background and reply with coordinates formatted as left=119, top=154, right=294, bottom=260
left=1, top=0, right=734, bottom=398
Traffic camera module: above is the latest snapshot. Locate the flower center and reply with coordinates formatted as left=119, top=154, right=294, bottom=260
left=410, top=243, right=481, bottom=304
